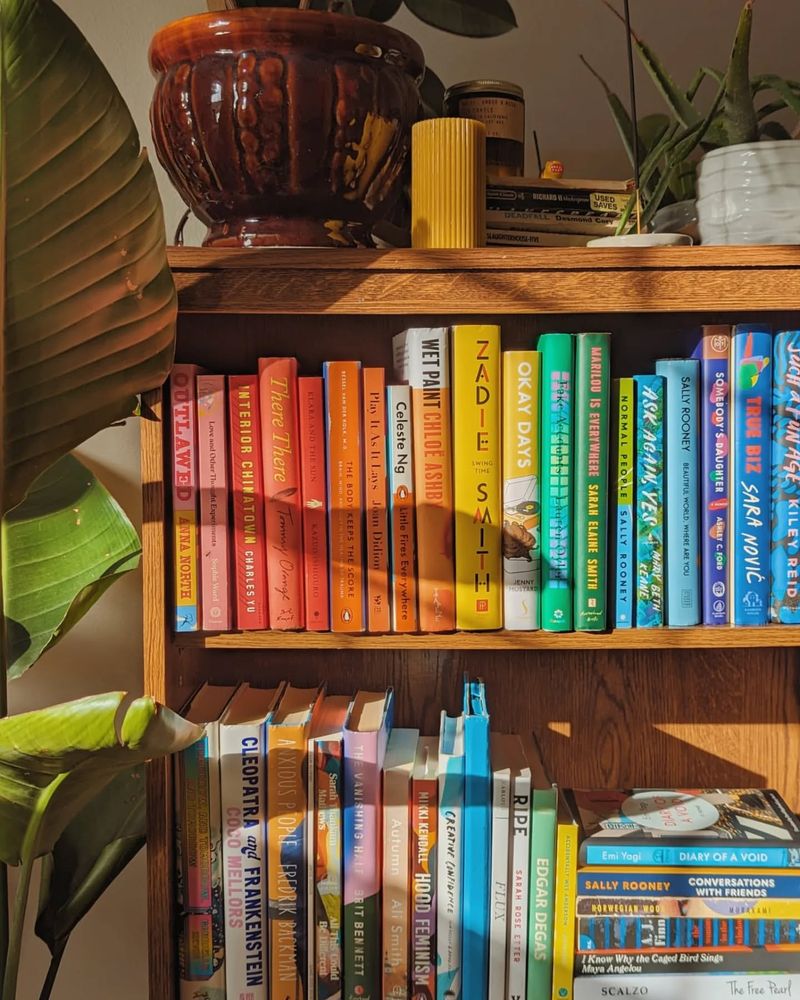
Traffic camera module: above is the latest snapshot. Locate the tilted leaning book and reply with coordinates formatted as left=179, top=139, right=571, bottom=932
left=436, top=712, right=464, bottom=1000
left=343, top=689, right=394, bottom=1000
left=219, top=682, right=286, bottom=1000
left=771, top=329, right=800, bottom=623
left=392, top=327, right=455, bottom=632
left=411, top=735, right=438, bottom=1000
left=267, top=684, right=325, bottom=1000
left=170, top=364, right=201, bottom=632
left=634, top=374, right=665, bottom=628
left=197, top=374, right=231, bottom=631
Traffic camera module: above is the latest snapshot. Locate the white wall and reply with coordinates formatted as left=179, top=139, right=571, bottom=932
left=9, top=0, right=798, bottom=996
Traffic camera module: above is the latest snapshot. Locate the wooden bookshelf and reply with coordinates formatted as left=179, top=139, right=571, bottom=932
left=144, top=245, right=800, bottom=1000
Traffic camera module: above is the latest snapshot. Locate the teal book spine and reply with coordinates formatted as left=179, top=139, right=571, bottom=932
left=574, top=333, right=611, bottom=630
left=538, top=333, right=574, bottom=631
left=655, top=358, right=701, bottom=626
left=526, top=784, right=558, bottom=1000
left=635, top=374, right=665, bottom=628
left=611, top=378, right=635, bottom=627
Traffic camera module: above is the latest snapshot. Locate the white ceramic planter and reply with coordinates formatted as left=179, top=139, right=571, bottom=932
left=697, top=140, right=800, bottom=245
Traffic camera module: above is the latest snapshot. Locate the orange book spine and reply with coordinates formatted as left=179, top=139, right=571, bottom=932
left=324, top=361, right=365, bottom=632
left=362, top=368, right=390, bottom=633
left=298, top=376, right=330, bottom=632
left=259, top=357, right=305, bottom=630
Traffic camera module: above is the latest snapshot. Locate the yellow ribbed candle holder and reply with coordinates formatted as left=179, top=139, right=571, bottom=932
left=412, top=118, right=486, bottom=248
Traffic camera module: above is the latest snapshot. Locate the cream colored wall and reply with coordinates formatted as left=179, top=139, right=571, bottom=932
left=9, top=0, right=798, bottom=996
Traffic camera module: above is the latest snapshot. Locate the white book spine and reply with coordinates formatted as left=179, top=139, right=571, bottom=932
left=487, top=768, right=511, bottom=1000
left=575, top=975, right=800, bottom=1000
left=220, top=721, right=268, bottom=1000
left=506, top=769, right=531, bottom=1000
left=391, top=327, right=450, bottom=388
left=436, top=731, right=464, bottom=1000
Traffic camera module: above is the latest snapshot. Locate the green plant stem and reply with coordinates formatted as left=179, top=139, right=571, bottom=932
left=38, top=939, right=67, bottom=1000
left=2, top=855, right=34, bottom=1000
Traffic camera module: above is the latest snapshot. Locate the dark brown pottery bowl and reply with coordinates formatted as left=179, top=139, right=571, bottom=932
left=149, top=9, right=423, bottom=247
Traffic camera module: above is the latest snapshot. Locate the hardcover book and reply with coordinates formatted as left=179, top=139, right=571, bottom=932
left=575, top=896, right=800, bottom=919
left=568, top=788, right=800, bottom=869
left=696, top=327, right=731, bottom=625
left=387, top=384, right=418, bottom=632
left=487, top=735, right=512, bottom=1000
left=298, top=376, right=330, bottom=632
left=611, top=378, right=635, bottom=628
left=731, top=324, right=773, bottom=625
left=573, top=974, right=800, bottom=1000
left=574, top=333, right=610, bottom=631
left=343, top=689, right=394, bottom=1000
left=771, top=329, right=800, bottom=623
left=392, top=328, right=455, bottom=632
left=219, top=683, right=286, bottom=1000
left=634, top=374, right=665, bottom=628
left=452, top=325, right=503, bottom=630
left=551, top=792, right=579, bottom=1000
left=382, top=728, right=419, bottom=1000
left=655, top=358, right=701, bottom=627
left=325, top=361, right=366, bottom=632
left=228, top=375, right=269, bottom=630
left=538, top=333, right=574, bottom=631
left=436, top=713, right=464, bottom=1000
left=259, top=357, right=305, bottom=629
left=502, top=350, right=541, bottom=631
left=576, top=869, right=800, bottom=900
left=576, top=915, right=800, bottom=952
left=170, top=364, right=200, bottom=632
left=362, top=367, right=390, bottom=633
left=507, top=738, right=532, bottom=1000
left=411, top=735, right=438, bottom=1000
left=197, top=374, right=231, bottom=631
left=267, top=684, right=325, bottom=1000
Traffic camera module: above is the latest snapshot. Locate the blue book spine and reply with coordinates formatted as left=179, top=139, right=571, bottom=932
left=577, top=870, right=800, bottom=897
left=771, top=330, right=800, bottom=623
left=583, top=843, right=800, bottom=869
left=461, top=678, right=490, bottom=1000
left=696, top=328, right=731, bottom=625
left=731, top=324, right=773, bottom=625
left=612, top=378, right=635, bottom=628
left=634, top=375, right=665, bottom=627
left=655, top=359, right=701, bottom=626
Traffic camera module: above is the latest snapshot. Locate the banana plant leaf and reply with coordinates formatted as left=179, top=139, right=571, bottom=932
left=404, top=0, right=516, bottom=37
left=420, top=67, right=447, bottom=118
left=35, top=767, right=145, bottom=959
left=722, top=0, right=758, bottom=145
left=2, top=453, right=140, bottom=679
left=2, top=0, right=176, bottom=516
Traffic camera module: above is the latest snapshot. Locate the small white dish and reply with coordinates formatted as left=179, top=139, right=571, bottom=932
left=587, top=233, right=694, bottom=247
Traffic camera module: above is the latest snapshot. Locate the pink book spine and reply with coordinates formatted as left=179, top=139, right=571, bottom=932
left=197, top=375, right=231, bottom=631
left=170, top=364, right=200, bottom=633
left=298, top=376, right=330, bottom=631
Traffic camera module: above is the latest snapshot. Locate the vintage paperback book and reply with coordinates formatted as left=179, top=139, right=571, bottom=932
left=197, top=374, right=231, bottom=631
left=382, top=729, right=419, bottom=1000
left=228, top=375, right=268, bottom=630
left=611, top=378, right=635, bottom=628
left=487, top=735, right=512, bottom=1000
left=362, top=367, right=390, bottom=632
left=219, top=683, right=285, bottom=1000
left=392, top=328, right=455, bottom=632
left=325, top=360, right=365, bottom=632
left=730, top=325, right=773, bottom=625
left=343, top=689, right=394, bottom=1000
left=387, top=384, right=418, bottom=632
left=452, top=325, right=503, bottom=630
left=170, top=364, right=200, bottom=632
left=696, top=327, right=731, bottom=626
left=574, top=333, right=610, bottom=631
left=539, top=333, right=574, bottom=631
left=298, top=376, right=330, bottom=631
left=411, top=735, right=438, bottom=1000
left=259, top=357, right=305, bottom=629
left=436, top=713, right=465, bottom=1000
left=634, top=374, right=665, bottom=628
left=771, top=329, right=800, bottom=623
left=502, top=350, right=541, bottom=630
left=486, top=177, right=632, bottom=235
left=267, top=685, right=325, bottom=1000
left=656, top=358, right=701, bottom=626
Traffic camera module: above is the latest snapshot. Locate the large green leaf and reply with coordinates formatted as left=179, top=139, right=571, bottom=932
left=353, top=0, right=402, bottom=18
left=35, top=766, right=145, bottom=956
left=0, top=692, right=202, bottom=868
left=2, top=0, right=176, bottom=515
left=2, top=453, right=140, bottom=679
left=404, top=0, right=516, bottom=37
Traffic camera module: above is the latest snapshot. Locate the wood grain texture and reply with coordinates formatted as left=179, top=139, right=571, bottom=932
left=167, top=246, right=800, bottom=314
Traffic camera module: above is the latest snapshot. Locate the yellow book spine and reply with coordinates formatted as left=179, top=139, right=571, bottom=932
left=552, top=819, right=578, bottom=1000
left=453, top=325, right=503, bottom=629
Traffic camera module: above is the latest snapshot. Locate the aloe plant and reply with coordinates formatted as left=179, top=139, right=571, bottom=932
left=0, top=0, right=198, bottom=995
left=585, top=0, right=800, bottom=231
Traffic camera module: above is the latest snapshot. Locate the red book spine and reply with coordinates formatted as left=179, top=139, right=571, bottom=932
left=228, top=375, right=269, bottom=630
left=259, top=357, right=305, bottom=629
left=298, top=376, right=330, bottom=631
left=362, top=368, right=390, bottom=633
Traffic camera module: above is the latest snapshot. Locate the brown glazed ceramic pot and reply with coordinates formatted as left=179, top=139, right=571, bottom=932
left=149, top=10, right=424, bottom=247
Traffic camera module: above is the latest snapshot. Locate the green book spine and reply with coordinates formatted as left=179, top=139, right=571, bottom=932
left=526, top=785, right=558, bottom=1000
left=573, top=333, right=611, bottom=630
left=539, top=332, right=574, bottom=631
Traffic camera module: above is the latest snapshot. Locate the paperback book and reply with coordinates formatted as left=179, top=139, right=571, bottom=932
left=771, top=329, right=800, bottom=623
left=437, top=714, right=464, bottom=1000
left=197, top=374, right=231, bottom=631
left=387, top=384, right=418, bottom=632
left=298, top=376, right=330, bottom=632
left=170, top=364, right=201, bottom=632
left=611, top=378, right=635, bottom=628
left=634, top=374, right=665, bottom=628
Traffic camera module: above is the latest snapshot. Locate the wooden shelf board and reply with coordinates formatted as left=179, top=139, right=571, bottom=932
left=178, top=625, right=800, bottom=651
left=167, top=245, right=800, bottom=315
